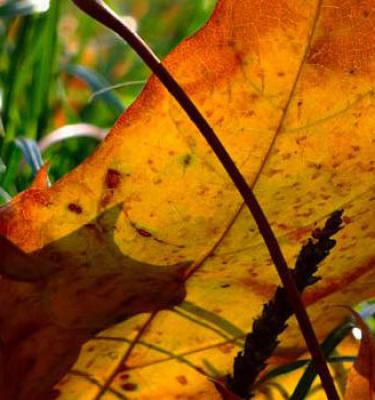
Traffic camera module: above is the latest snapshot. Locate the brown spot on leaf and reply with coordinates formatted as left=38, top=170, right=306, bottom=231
left=176, top=375, right=188, bottom=385
left=68, top=203, right=82, bottom=214
left=137, top=228, right=152, bottom=238
left=106, top=169, right=121, bottom=189
left=121, top=383, right=138, bottom=391
left=181, top=154, right=193, bottom=168
left=100, top=194, right=112, bottom=208
left=218, top=343, right=235, bottom=354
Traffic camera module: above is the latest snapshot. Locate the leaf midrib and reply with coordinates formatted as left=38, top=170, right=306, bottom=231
left=185, top=0, right=325, bottom=279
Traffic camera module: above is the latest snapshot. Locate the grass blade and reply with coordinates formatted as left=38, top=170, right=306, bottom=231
left=290, top=321, right=353, bottom=400
left=16, top=137, right=44, bottom=175
left=38, top=123, right=107, bottom=151
left=0, top=187, right=11, bottom=203
left=65, top=64, right=124, bottom=114
left=89, top=80, right=146, bottom=103
left=0, top=2, right=59, bottom=191
left=0, top=0, right=49, bottom=18
left=258, top=355, right=356, bottom=386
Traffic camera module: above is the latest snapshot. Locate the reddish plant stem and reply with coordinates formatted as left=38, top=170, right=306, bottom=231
left=71, top=1, right=339, bottom=399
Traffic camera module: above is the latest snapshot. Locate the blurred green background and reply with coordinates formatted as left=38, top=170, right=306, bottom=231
left=0, top=0, right=216, bottom=200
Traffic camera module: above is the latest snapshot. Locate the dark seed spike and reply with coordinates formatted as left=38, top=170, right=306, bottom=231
left=227, top=210, right=344, bottom=399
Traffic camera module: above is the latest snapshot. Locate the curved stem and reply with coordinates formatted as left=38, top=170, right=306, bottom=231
left=71, top=1, right=339, bottom=399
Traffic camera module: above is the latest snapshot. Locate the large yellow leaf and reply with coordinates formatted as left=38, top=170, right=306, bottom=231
left=0, top=0, right=374, bottom=398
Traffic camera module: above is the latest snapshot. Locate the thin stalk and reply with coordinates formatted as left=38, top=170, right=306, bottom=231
left=71, top=1, right=339, bottom=399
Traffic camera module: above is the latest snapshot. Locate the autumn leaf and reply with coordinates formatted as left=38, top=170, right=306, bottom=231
left=0, top=0, right=374, bottom=399
left=344, top=309, right=375, bottom=400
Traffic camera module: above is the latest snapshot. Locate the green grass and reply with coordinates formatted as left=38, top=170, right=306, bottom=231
left=0, top=0, right=216, bottom=199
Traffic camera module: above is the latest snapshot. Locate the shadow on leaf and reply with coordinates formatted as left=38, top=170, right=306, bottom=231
left=0, top=205, right=190, bottom=400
